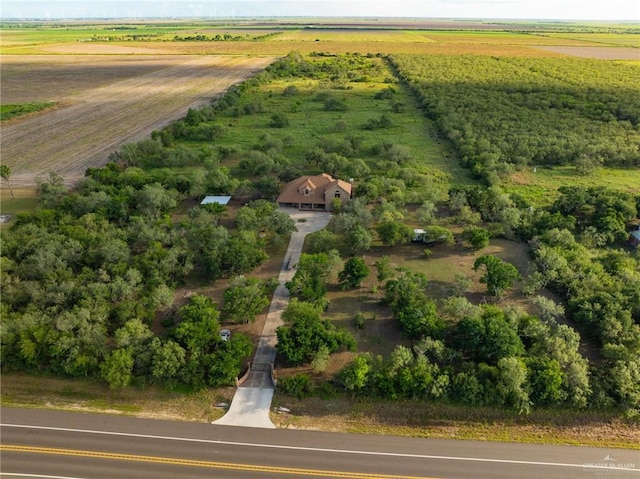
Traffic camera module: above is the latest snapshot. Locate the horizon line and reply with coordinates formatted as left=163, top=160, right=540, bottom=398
left=1, top=15, right=638, bottom=22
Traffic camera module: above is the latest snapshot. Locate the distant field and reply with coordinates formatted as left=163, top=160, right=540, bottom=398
left=2, top=20, right=638, bottom=187
left=1, top=55, right=276, bottom=187
left=542, top=32, right=640, bottom=47
left=534, top=46, right=640, bottom=60
left=3, top=21, right=636, bottom=57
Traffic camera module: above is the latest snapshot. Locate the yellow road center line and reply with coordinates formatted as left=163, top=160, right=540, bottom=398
left=0, top=444, right=435, bottom=479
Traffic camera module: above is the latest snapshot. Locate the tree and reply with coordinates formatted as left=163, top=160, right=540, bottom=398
left=207, top=334, right=253, bottom=387
left=173, top=295, right=220, bottom=354
left=496, top=357, right=531, bottom=414
left=222, top=276, right=269, bottom=324
left=531, top=295, right=565, bottom=324
left=345, top=225, right=372, bottom=255
left=450, top=273, right=473, bottom=297
left=339, top=354, right=371, bottom=393
left=150, top=338, right=186, bottom=383
left=308, top=229, right=338, bottom=254
left=385, top=269, right=444, bottom=338
left=311, top=344, right=330, bottom=372
left=374, top=256, right=395, bottom=283
left=276, top=299, right=355, bottom=366
left=338, top=257, right=370, bottom=290
left=37, top=172, right=68, bottom=208
left=101, top=347, right=134, bottom=389
left=417, top=201, right=437, bottom=225
left=287, top=250, right=340, bottom=303
left=134, top=183, right=177, bottom=218
left=1, top=164, right=14, bottom=199
left=114, top=319, right=153, bottom=349
left=422, top=225, right=454, bottom=245
left=224, top=231, right=268, bottom=275
left=455, top=306, right=524, bottom=363
left=526, top=357, right=565, bottom=405
left=463, top=226, right=490, bottom=250
left=376, top=220, right=414, bottom=246
left=608, top=358, right=640, bottom=409
left=473, top=255, right=521, bottom=298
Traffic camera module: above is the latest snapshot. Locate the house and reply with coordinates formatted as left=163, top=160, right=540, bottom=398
left=630, top=226, right=640, bottom=248
left=277, top=173, right=352, bottom=211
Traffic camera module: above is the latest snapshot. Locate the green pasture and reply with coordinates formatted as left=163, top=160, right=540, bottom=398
left=209, top=71, right=474, bottom=190
left=505, top=166, right=640, bottom=207
left=1, top=102, right=55, bottom=121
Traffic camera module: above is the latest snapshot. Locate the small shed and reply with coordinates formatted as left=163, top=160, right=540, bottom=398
left=630, top=228, right=640, bottom=248
left=200, top=195, right=231, bottom=206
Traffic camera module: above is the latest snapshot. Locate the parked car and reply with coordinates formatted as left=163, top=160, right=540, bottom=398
left=219, top=329, right=231, bottom=341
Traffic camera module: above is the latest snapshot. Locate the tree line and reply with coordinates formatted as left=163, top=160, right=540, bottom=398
left=388, top=54, right=640, bottom=184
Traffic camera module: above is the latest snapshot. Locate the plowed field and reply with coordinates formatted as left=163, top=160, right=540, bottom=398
left=1, top=54, right=275, bottom=187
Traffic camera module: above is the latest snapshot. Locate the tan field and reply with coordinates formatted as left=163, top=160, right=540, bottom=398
left=1, top=53, right=276, bottom=187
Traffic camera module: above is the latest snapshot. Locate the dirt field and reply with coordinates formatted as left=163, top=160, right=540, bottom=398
left=535, top=46, right=640, bottom=59
left=1, top=54, right=276, bottom=187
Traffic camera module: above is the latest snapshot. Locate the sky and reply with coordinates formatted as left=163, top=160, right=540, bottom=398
left=1, top=0, right=638, bottom=21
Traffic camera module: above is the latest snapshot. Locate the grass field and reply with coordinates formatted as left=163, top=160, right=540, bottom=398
left=0, top=101, right=56, bottom=121
left=2, top=371, right=637, bottom=448
left=211, top=70, right=474, bottom=192
left=505, top=166, right=640, bottom=207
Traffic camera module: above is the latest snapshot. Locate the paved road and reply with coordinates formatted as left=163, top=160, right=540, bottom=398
left=2, top=408, right=638, bottom=479
left=214, top=208, right=331, bottom=429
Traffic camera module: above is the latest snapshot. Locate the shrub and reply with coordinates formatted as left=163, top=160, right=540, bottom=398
left=283, top=85, right=299, bottom=96
left=324, top=97, right=348, bottom=111
left=277, top=373, right=312, bottom=398
left=269, top=112, right=289, bottom=128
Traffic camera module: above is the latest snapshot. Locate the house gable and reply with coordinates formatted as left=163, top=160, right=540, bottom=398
left=277, top=173, right=352, bottom=211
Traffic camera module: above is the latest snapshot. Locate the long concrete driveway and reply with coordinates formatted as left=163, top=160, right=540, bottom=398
left=213, top=208, right=331, bottom=428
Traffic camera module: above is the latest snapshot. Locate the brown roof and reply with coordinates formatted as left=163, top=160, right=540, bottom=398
left=277, top=173, right=352, bottom=205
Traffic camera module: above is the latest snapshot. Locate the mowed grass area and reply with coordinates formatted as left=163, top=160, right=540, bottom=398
left=505, top=166, right=640, bottom=207
left=2, top=371, right=637, bottom=448
left=270, top=395, right=640, bottom=448
left=0, top=372, right=234, bottom=423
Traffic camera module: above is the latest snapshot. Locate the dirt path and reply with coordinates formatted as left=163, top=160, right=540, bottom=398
left=1, top=55, right=275, bottom=187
